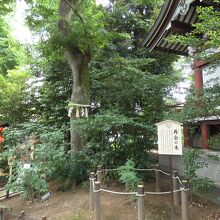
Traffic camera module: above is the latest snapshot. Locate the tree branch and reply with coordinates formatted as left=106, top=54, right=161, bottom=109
left=62, top=0, right=91, bottom=56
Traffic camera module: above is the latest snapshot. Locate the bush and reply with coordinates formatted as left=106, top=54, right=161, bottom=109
left=2, top=123, right=69, bottom=201
left=75, top=110, right=155, bottom=169
left=182, top=149, right=213, bottom=196
left=208, top=135, right=220, bottom=150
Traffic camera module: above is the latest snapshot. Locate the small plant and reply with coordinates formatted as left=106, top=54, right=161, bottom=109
left=182, top=149, right=213, bottom=198
left=117, top=159, right=138, bottom=191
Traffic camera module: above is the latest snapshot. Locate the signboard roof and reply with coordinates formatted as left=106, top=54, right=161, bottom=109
left=156, top=120, right=182, bottom=126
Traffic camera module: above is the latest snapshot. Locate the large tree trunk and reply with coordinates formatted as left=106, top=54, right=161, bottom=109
left=58, top=0, right=90, bottom=156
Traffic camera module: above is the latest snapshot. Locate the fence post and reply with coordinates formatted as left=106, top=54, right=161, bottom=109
left=97, top=166, right=102, bottom=184
left=0, top=208, right=2, bottom=220
left=155, top=165, right=160, bottom=192
left=173, top=171, right=179, bottom=206
left=94, top=181, right=101, bottom=220
left=6, top=190, right=9, bottom=199
left=90, top=172, right=95, bottom=211
left=181, top=180, right=189, bottom=220
left=1, top=207, right=11, bottom=220
left=20, top=210, right=25, bottom=220
left=137, top=185, right=145, bottom=220
left=42, top=216, right=47, bottom=220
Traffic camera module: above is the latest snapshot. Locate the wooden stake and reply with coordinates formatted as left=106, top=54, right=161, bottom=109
left=20, top=211, right=25, bottom=220
left=97, top=166, right=102, bottom=185
left=137, top=185, right=145, bottom=220
left=94, top=182, right=101, bottom=220
left=169, top=155, right=175, bottom=220
left=181, top=180, right=189, bottom=220
left=90, top=172, right=95, bottom=211
left=173, top=171, right=179, bottom=206
left=155, top=164, right=160, bottom=192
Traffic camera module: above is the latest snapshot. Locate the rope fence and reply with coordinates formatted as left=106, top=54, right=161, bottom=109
left=0, top=189, right=20, bottom=200
left=90, top=165, right=190, bottom=220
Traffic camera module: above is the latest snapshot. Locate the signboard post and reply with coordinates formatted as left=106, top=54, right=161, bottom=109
left=156, top=120, right=183, bottom=220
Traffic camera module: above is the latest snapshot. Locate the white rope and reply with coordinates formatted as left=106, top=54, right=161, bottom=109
left=93, top=189, right=101, bottom=193
left=136, top=193, right=145, bottom=197
left=102, top=168, right=156, bottom=172
left=69, top=103, right=91, bottom=107
left=144, top=188, right=183, bottom=195
left=100, top=189, right=137, bottom=195
left=177, top=176, right=182, bottom=185
left=95, top=188, right=184, bottom=196
left=159, top=170, right=171, bottom=176
left=134, top=168, right=155, bottom=171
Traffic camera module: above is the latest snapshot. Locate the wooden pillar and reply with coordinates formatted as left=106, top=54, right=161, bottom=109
left=193, top=59, right=204, bottom=92
left=0, top=207, right=12, bottom=220
left=194, top=67, right=203, bottom=91
left=201, top=123, right=210, bottom=149
left=183, top=126, right=191, bottom=147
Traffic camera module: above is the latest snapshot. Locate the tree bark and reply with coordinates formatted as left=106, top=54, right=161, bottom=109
left=57, top=0, right=90, bottom=156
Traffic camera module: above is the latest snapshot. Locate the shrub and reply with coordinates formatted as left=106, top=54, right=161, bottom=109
left=117, top=159, right=139, bottom=191
left=182, top=149, right=213, bottom=196
left=2, top=123, right=69, bottom=201
left=208, top=135, right=220, bottom=150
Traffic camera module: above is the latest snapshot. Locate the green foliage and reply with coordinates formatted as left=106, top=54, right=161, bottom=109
left=72, top=0, right=178, bottom=168
left=118, top=159, right=138, bottom=191
left=60, top=150, right=92, bottom=186
left=19, top=0, right=179, bottom=171
left=2, top=123, right=69, bottom=201
left=207, top=135, right=220, bottom=150
left=25, top=0, right=109, bottom=55
left=0, top=16, right=25, bottom=76
left=182, top=149, right=213, bottom=194
left=0, top=0, right=180, bottom=185
left=0, top=0, right=15, bottom=14
left=75, top=110, right=155, bottom=168
left=35, top=60, right=72, bottom=127
left=0, top=68, right=35, bottom=123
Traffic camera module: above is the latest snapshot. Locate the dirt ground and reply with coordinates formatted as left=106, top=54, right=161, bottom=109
left=1, top=183, right=220, bottom=220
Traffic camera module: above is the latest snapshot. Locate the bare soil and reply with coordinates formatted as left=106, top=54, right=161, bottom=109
left=1, top=183, right=220, bottom=220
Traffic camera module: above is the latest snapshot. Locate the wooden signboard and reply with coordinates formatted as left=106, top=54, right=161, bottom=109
left=156, top=120, right=183, bottom=155
left=156, top=120, right=183, bottom=220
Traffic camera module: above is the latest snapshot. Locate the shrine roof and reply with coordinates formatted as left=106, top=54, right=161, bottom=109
left=142, top=0, right=215, bottom=56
